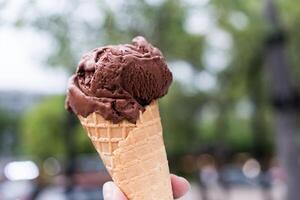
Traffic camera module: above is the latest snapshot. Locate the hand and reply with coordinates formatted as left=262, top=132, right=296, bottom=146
left=103, top=174, right=190, bottom=200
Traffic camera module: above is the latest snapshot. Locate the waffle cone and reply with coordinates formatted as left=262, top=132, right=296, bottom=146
left=78, top=101, right=173, bottom=200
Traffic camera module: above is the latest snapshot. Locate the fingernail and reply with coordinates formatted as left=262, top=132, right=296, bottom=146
left=103, top=182, right=113, bottom=200
left=179, top=177, right=191, bottom=192
left=174, top=175, right=189, bottom=184
left=178, top=176, right=190, bottom=188
left=174, top=175, right=191, bottom=194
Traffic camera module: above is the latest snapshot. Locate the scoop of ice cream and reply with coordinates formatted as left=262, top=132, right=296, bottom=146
left=66, top=36, right=172, bottom=123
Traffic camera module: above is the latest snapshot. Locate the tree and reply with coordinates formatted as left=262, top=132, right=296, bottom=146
left=21, top=96, right=93, bottom=160
left=0, top=107, right=17, bottom=155
left=5, top=0, right=300, bottom=198
left=264, top=1, right=300, bottom=199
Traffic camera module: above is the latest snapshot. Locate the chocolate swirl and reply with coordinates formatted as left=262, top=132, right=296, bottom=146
left=66, top=36, right=172, bottom=123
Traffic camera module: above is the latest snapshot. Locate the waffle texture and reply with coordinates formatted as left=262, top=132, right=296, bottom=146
left=78, top=101, right=173, bottom=200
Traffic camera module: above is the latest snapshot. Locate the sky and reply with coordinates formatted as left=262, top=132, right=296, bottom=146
left=0, top=0, right=69, bottom=94
left=0, top=0, right=247, bottom=95
left=0, top=26, right=68, bottom=94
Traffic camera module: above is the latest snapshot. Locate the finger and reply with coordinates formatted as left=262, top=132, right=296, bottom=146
left=171, top=174, right=190, bottom=199
left=103, top=181, right=127, bottom=200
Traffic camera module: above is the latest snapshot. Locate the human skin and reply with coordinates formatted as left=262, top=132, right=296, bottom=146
left=102, top=174, right=190, bottom=200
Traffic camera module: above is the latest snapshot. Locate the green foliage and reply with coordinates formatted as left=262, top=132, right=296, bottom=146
left=0, top=107, right=13, bottom=130
left=160, top=82, right=205, bottom=154
left=21, top=96, right=93, bottom=160
left=74, top=123, right=95, bottom=154
left=21, top=96, right=66, bottom=159
left=0, top=107, right=18, bottom=154
left=13, top=0, right=300, bottom=160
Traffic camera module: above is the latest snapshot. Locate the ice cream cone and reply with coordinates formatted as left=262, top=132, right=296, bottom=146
left=78, top=101, right=173, bottom=200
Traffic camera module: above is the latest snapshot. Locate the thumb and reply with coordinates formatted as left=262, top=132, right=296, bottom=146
left=103, top=181, right=127, bottom=200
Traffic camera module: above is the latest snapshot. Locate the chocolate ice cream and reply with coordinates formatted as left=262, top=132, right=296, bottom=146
left=66, top=36, right=172, bottom=123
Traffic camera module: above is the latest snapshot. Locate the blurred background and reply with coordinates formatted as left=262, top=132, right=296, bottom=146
left=0, top=0, right=300, bottom=199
